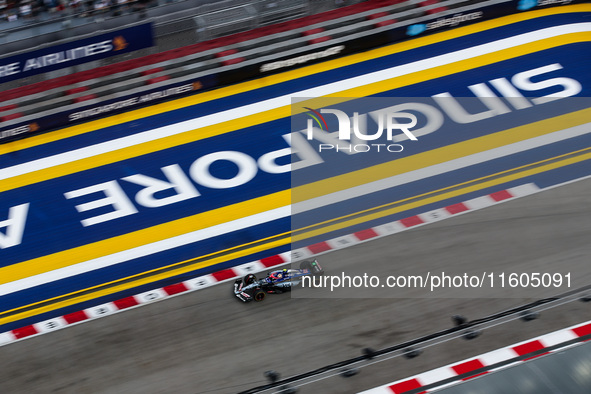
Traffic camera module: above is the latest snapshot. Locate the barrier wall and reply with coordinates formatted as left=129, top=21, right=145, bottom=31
left=0, top=0, right=588, bottom=142
left=0, top=23, right=154, bottom=84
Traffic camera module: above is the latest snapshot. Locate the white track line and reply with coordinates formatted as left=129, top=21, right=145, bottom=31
left=294, top=122, right=591, bottom=212
left=0, top=206, right=290, bottom=296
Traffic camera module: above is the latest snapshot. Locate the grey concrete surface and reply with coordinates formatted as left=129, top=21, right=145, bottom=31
left=0, top=178, right=590, bottom=394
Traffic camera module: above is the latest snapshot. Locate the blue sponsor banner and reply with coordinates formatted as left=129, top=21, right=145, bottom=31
left=0, top=75, right=218, bottom=143
left=0, top=42, right=589, bottom=268
left=0, top=23, right=154, bottom=84
left=401, top=0, right=591, bottom=39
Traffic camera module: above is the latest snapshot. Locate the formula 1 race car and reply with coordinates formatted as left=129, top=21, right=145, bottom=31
left=233, top=260, right=324, bottom=302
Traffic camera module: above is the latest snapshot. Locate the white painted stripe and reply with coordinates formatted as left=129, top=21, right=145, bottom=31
left=1, top=24, right=590, bottom=179
left=464, top=196, right=495, bottom=210
left=0, top=332, right=15, bottom=345
left=418, top=366, right=456, bottom=385
left=278, top=251, right=292, bottom=263
left=293, top=123, right=591, bottom=212
left=419, top=208, right=452, bottom=223
left=0, top=206, right=290, bottom=296
left=326, top=234, right=358, bottom=249
left=508, top=183, right=540, bottom=197
left=479, top=348, right=517, bottom=366
left=0, top=122, right=587, bottom=295
left=357, top=387, right=393, bottom=394
left=539, top=330, right=578, bottom=347
left=85, top=303, right=117, bottom=318
left=34, top=317, right=68, bottom=333
left=373, top=221, right=406, bottom=235
left=291, top=247, right=313, bottom=260
left=233, top=261, right=266, bottom=276
left=184, top=275, right=217, bottom=290
left=135, top=288, right=168, bottom=303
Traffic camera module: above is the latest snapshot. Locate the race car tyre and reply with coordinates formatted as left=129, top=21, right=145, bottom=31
left=253, top=290, right=266, bottom=302
left=244, top=274, right=257, bottom=285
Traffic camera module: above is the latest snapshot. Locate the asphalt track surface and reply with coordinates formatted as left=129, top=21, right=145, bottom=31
left=2, top=177, right=590, bottom=394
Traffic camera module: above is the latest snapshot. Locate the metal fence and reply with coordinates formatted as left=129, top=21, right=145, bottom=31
left=194, top=0, right=258, bottom=41
left=0, top=0, right=366, bottom=91
left=0, top=0, right=363, bottom=54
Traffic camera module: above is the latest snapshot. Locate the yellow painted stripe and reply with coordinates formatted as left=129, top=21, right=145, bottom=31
left=294, top=148, right=591, bottom=241
left=0, top=189, right=290, bottom=285
left=292, top=107, right=591, bottom=200
left=0, top=230, right=290, bottom=319
left=3, top=146, right=590, bottom=326
left=3, top=4, right=589, bottom=154
left=2, top=108, right=588, bottom=285
left=2, top=32, right=590, bottom=194
left=0, top=234, right=291, bottom=326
